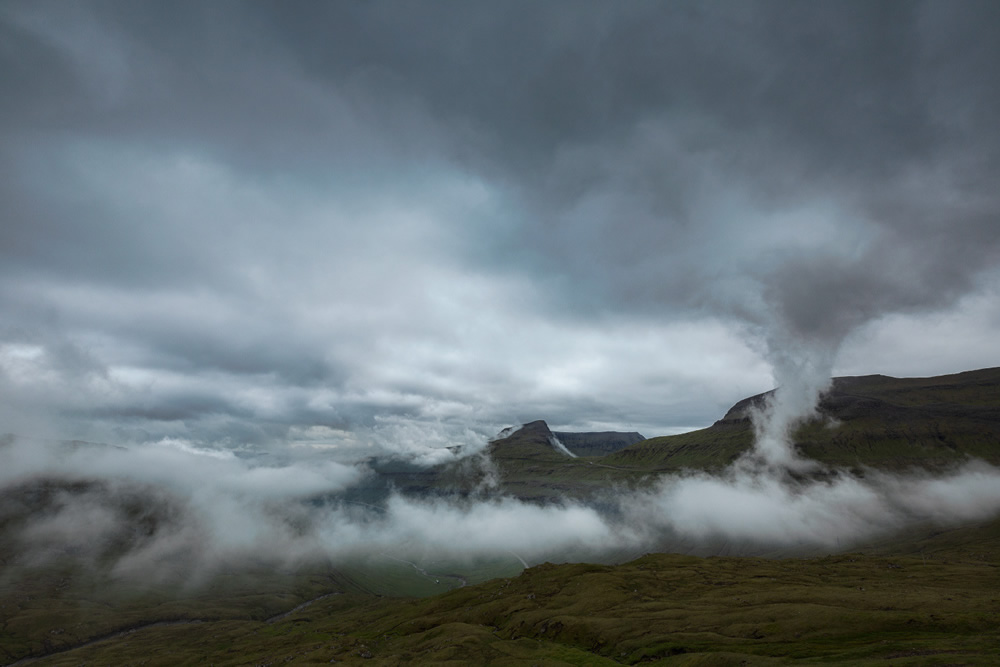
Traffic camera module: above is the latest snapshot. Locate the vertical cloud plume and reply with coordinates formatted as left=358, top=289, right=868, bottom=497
left=2, top=2, right=999, bottom=444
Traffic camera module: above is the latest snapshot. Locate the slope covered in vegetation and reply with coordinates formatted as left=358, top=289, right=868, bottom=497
left=11, top=516, right=1000, bottom=665
left=605, top=367, right=1000, bottom=473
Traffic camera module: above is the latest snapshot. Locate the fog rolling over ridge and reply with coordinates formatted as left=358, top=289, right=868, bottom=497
left=2, top=2, right=1000, bottom=578
left=4, top=381, right=1000, bottom=581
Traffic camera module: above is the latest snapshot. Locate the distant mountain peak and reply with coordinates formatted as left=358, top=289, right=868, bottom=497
left=492, top=420, right=551, bottom=440
left=518, top=420, right=553, bottom=434
left=489, top=420, right=570, bottom=462
left=552, top=430, right=645, bottom=457
left=490, top=421, right=646, bottom=459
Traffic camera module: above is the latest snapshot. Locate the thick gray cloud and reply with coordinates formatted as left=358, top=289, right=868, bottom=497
left=1, top=1, right=998, bottom=454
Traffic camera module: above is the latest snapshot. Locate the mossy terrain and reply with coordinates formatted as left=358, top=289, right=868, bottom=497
left=0, top=545, right=361, bottom=662
left=7, top=516, right=999, bottom=665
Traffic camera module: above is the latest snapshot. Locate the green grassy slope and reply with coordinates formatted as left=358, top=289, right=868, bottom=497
left=553, top=431, right=645, bottom=457
left=605, top=367, right=1000, bottom=473
left=0, top=554, right=359, bottom=664
left=477, top=369, right=1000, bottom=502
left=18, top=516, right=1000, bottom=665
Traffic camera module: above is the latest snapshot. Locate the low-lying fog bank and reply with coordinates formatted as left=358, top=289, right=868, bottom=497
left=3, top=420, right=999, bottom=586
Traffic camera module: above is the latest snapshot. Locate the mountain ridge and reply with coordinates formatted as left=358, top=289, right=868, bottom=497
left=552, top=430, right=644, bottom=457
left=605, top=366, right=1000, bottom=473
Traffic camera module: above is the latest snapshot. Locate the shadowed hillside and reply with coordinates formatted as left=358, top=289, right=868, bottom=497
left=467, top=369, right=1000, bottom=503
left=605, top=367, right=1000, bottom=473
left=12, top=516, right=1000, bottom=665
left=552, top=430, right=645, bottom=457
left=482, top=420, right=649, bottom=502
left=400, top=369, right=1000, bottom=504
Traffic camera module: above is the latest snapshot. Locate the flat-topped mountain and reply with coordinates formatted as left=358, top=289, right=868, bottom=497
left=488, top=421, right=644, bottom=458
left=488, top=420, right=564, bottom=460
left=484, top=420, right=648, bottom=501
left=720, top=367, right=1000, bottom=423
left=608, top=367, right=1000, bottom=472
left=552, top=430, right=644, bottom=457
left=442, top=369, right=1000, bottom=502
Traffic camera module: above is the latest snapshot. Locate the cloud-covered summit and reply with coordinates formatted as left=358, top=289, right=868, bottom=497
left=1, top=1, right=998, bottom=455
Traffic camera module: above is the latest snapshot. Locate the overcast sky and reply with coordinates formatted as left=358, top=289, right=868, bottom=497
left=2, top=1, right=998, bottom=457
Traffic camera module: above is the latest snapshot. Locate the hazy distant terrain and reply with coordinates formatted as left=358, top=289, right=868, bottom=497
left=2, top=369, right=999, bottom=665
left=552, top=431, right=645, bottom=457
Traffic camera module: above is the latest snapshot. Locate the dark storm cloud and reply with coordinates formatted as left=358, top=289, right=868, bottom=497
left=3, top=2, right=1000, bottom=573
left=253, top=1, right=1000, bottom=341
left=1, top=1, right=998, bottom=449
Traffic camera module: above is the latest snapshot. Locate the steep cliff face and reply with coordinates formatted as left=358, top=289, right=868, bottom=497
left=490, top=422, right=645, bottom=458
left=489, top=420, right=563, bottom=461
left=720, top=369, right=1000, bottom=423
left=484, top=420, right=649, bottom=501
left=552, top=431, right=645, bottom=457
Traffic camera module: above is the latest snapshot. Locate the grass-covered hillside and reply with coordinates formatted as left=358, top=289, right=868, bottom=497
left=9, top=515, right=1000, bottom=665
left=552, top=431, right=645, bottom=458
left=605, top=367, right=1000, bottom=473
left=476, top=368, right=1000, bottom=502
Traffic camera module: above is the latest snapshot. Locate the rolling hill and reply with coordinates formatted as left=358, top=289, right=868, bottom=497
left=8, top=516, right=1000, bottom=665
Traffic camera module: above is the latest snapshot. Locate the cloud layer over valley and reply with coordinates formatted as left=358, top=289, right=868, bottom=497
left=2, top=2, right=1000, bottom=579
left=4, top=432, right=1000, bottom=581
